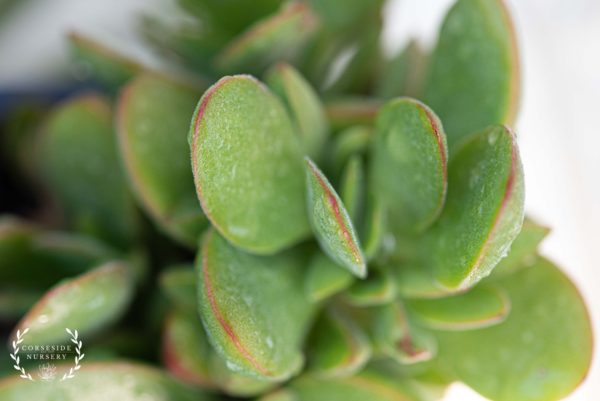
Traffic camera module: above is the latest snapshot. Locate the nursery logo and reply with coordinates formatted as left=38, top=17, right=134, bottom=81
left=9, top=328, right=85, bottom=382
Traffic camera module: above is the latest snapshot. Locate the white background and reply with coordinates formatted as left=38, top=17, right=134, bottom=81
left=0, top=1, right=598, bottom=400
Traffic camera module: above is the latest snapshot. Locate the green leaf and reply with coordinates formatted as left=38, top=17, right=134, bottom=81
left=376, top=40, right=427, bottom=100
left=304, top=251, right=354, bottom=303
left=487, top=217, right=549, bottom=279
left=69, top=32, right=144, bottom=89
left=280, top=367, right=426, bottom=401
left=330, top=125, right=371, bottom=176
left=159, top=266, right=196, bottom=312
left=163, top=308, right=276, bottom=396
left=266, top=63, right=329, bottom=161
left=371, top=302, right=437, bottom=365
left=118, top=73, right=207, bottom=247
left=344, top=268, right=397, bottom=306
left=196, top=230, right=314, bottom=381
left=12, top=261, right=135, bottom=345
left=0, top=361, right=213, bottom=400
left=0, top=288, right=42, bottom=320
left=190, top=75, right=310, bottom=254
left=215, top=3, right=317, bottom=74
left=305, top=157, right=366, bottom=278
left=0, top=216, right=117, bottom=288
left=407, top=284, right=510, bottom=330
left=39, top=94, right=136, bottom=248
left=339, top=156, right=365, bottom=224
left=307, top=307, right=371, bottom=377
left=163, top=309, right=217, bottom=389
left=325, top=98, right=380, bottom=131
left=361, top=194, right=386, bottom=261
left=371, top=98, right=447, bottom=233
left=426, top=125, right=524, bottom=290
left=435, top=258, right=593, bottom=401
left=394, top=264, right=454, bottom=300
left=423, top=0, right=519, bottom=149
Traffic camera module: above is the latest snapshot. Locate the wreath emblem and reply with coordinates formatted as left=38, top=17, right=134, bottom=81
left=9, top=327, right=85, bottom=381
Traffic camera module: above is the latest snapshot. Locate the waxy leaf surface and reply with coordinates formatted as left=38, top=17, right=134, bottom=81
left=118, top=74, right=206, bottom=247
left=13, top=261, right=134, bottom=345
left=407, top=285, right=510, bottom=330
left=344, top=268, right=397, bottom=306
left=423, top=0, right=519, bottom=148
left=371, top=98, right=447, bottom=233
left=196, top=230, right=314, bottom=381
left=435, top=258, right=593, bottom=401
left=305, top=157, right=366, bottom=278
left=426, top=125, right=524, bottom=290
left=159, top=266, right=196, bottom=312
left=339, top=156, right=365, bottom=224
left=190, top=75, right=310, bottom=254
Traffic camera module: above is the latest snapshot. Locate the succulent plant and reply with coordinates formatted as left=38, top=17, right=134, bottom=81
left=0, top=0, right=592, bottom=400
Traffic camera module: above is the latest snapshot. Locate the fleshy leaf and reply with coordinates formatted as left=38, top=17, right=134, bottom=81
left=339, top=156, right=365, bottom=224
left=0, top=216, right=116, bottom=288
left=307, top=307, right=371, bottom=377
left=215, top=3, right=317, bottom=74
left=423, top=0, right=519, bottom=149
left=376, top=40, right=427, bottom=100
left=435, top=258, right=593, bottom=401
left=118, top=73, right=207, bottom=247
left=159, top=266, right=196, bottom=312
left=12, top=261, right=135, bottom=345
left=0, top=361, right=213, bottom=400
left=371, top=98, right=447, bottom=233
left=39, top=94, right=136, bottom=248
left=361, top=194, right=385, bottom=261
left=407, top=284, right=510, bottom=330
left=0, top=288, right=42, bottom=321
left=371, top=302, right=437, bottom=365
left=69, top=32, right=145, bottom=89
left=196, top=230, right=314, bottom=381
left=163, top=309, right=217, bottom=389
left=266, top=63, right=329, bottom=160
left=344, top=268, right=397, bottom=306
left=190, top=75, right=310, bottom=254
left=163, top=308, right=275, bottom=396
left=304, top=252, right=354, bottom=303
left=487, top=217, right=549, bottom=279
left=426, top=125, right=524, bottom=290
left=305, top=157, right=366, bottom=278
left=277, top=367, right=426, bottom=401
left=394, top=264, right=454, bottom=300
left=330, top=125, right=371, bottom=176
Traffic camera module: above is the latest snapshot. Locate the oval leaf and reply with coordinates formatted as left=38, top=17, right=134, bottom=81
left=407, top=284, right=510, bottom=330
left=215, top=3, right=317, bottom=74
left=305, top=157, right=366, bottom=278
left=426, top=125, right=524, bottom=290
left=266, top=63, right=329, bottom=160
left=423, top=0, right=519, bottom=148
left=0, top=361, right=212, bottom=400
left=339, top=156, right=365, bottom=224
left=159, top=266, right=196, bottom=312
left=39, top=94, right=136, bottom=248
left=371, top=98, right=448, bottom=232
left=118, top=73, right=207, bottom=247
left=196, top=230, right=314, bottom=381
left=344, top=268, right=397, bottom=307
left=12, top=261, right=135, bottom=345
left=435, top=258, right=593, bottom=401
left=190, top=75, right=310, bottom=254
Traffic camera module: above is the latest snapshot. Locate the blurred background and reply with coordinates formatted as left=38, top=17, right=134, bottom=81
left=0, top=0, right=598, bottom=399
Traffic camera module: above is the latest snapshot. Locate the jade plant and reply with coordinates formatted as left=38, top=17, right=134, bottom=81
left=0, top=0, right=592, bottom=400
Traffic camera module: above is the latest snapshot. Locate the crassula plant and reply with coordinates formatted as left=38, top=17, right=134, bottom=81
left=0, top=0, right=593, bottom=400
